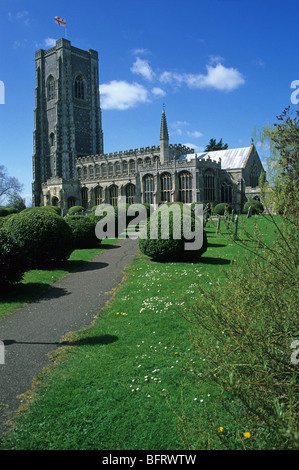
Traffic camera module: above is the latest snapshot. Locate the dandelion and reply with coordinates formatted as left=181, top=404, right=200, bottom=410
left=243, top=432, right=251, bottom=439
left=218, top=427, right=224, bottom=433
left=116, top=312, right=120, bottom=315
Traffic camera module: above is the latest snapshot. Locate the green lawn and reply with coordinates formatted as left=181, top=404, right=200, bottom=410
left=0, top=215, right=279, bottom=450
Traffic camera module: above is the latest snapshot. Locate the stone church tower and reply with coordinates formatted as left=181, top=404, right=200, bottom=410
left=32, top=38, right=104, bottom=207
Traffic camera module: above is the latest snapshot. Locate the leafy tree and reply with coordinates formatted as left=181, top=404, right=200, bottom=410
left=205, top=138, right=228, bottom=151
left=6, top=193, right=26, bottom=212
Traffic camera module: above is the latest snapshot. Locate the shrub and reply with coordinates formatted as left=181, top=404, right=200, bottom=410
left=65, top=215, right=100, bottom=248
left=214, top=203, right=231, bottom=215
left=138, top=204, right=208, bottom=261
left=68, top=205, right=85, bottom=215
left=244, top=199, right=264, bottom=215
left=3, top=207, right=74, bottom=268
left=0, top=229, right=27, bottom=288
left=0, top=207, right=18, bottom=217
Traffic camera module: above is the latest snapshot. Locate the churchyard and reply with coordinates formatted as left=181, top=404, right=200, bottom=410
left=1, top=205, right=297, bottom=450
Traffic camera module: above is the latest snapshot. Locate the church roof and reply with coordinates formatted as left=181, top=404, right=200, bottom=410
left=179, top=146, right=252, bottom=169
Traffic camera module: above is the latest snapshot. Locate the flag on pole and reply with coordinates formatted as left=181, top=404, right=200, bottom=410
left=54, top=16, right=66, bottom=27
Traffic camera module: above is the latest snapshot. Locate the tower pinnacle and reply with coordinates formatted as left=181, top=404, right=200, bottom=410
left=160, top=108, right=169, bottom=163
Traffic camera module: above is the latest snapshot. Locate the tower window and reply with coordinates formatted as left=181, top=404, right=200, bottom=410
left=81, top=187, right=88, bottom=209
left=49, top=132, right=55, bottom=147
left=74, top=75, right=85, bottom=100
left=47, top=75, right=55, bottom=100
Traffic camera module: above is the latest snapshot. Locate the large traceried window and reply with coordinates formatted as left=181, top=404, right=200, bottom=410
left=144, top=174, right=154, bottom=204
left=250, top=165, right=259, bottom=188
left=94, top=186, right=103, bottom=206
left=109, top=185, right=118, bottom=207
left=81, top=187, right=88, bottom=209
left=74, top=75, right=85, bottom=100
left=161, top=173, right=172, bottom=202
left=204, top=170, right=215, bottom=202
left=179, top=171, right=192, bottom=203
left=221, top=181, right=232, bottom=204
left=126, top=183, right=135, bottom=205
left=47, top=75, right=55, bottom=101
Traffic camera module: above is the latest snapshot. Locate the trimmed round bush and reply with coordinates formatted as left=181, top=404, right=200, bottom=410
left=214, top=203, right=231, bottom=215
left=0, top=228, right=27, bottom=288
left=65, top=215, right=100, bottom=248
left=3, top=207, right=74, bottom=268
left=68, top=205, right=85, bottom=215
left=244, top=199, right=264, bottom=215
left=138, top=204, right=208, bottom=262
left=39, top=205, right=62, bottom=216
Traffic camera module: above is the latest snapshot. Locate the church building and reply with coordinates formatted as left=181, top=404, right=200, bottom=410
left=32, top=39, right=264, bottom=214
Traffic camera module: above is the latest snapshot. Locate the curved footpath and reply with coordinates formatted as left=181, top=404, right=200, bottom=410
left=0, top=237, right=139, bottom=436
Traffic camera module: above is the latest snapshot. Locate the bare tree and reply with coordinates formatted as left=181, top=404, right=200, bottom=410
left=0, top=165, right=24, bottom=204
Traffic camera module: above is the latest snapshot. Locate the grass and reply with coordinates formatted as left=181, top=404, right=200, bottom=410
left=0, top=238, right=119, bottom=319
left=0, top=215, right=279, bottom=450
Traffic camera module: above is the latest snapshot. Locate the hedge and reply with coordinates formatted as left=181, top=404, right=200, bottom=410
left=138, top=204, right=208, bottom=261
left=214, top=203, right=232, bottom=215
left=244, top=199, right=264, bottom=215
left=3, top=207, right=74, bottom=268
left=65, top=215, right=100, bottom=248
left=0, top=228, right=27, bottom=288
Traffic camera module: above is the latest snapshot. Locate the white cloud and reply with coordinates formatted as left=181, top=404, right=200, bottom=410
left=187, top=130, right=204, bottom=138
left=100, top=80, right=149, bottom=110
left=160, top=63, right=245, bottom=92
left=183, top=142, right=204, bottom=152
left=131, top=57, right=155, bottom=81
left=44, top=38, right=57, bottom=48
left=151, top=87, right=166, bottom=97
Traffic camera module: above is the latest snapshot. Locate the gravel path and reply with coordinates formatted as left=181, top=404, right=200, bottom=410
left=0, top=237, right=139, bottom=435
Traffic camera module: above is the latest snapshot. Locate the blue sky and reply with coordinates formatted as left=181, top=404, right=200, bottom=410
left=0, top=0, right=298, bottom=204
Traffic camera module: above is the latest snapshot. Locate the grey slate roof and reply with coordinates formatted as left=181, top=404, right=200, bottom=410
left=178, top=146, right=252, bottom=169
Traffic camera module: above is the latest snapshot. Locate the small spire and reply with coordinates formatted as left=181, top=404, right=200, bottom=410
left=160, top=107, right=169, bottom=141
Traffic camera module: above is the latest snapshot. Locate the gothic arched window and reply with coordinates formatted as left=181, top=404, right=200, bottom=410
left=221, top=181, right=232, bottom=203
left=94, top=186, right=103, bottom=206
left=74, top=75, right=85, bottom=100
left=129, top=159, right=135, bottom=173
left=126, top=183, right=135, bottom=205
left=161, top=173, right=172, bottom=202
left=250, top=165, right=259, bottom=188
left=109, top=185, right=118, bottom=207
left=204, top=170, right=215, bottom=202
left=143, top=174, right=154, bottom=204
left=179, top=171, right=192, bottom=203
left=81, top=187, right=88, bottom=209
left=49, top=132, right=55, bottom=147
left=47, top=75, right=55, bottom=100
